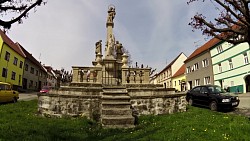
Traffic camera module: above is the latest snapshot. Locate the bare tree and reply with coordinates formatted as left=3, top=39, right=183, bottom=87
left=122, top=47, right=133, bottom=66
left=188, top=0, right=250, bottom=45
left=0, top=0, right=46, bottom=29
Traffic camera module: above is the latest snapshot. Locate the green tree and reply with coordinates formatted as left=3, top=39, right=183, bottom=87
left=0, top=0, right=46, bottom=29
left=188, top=0, right=250, bottom=44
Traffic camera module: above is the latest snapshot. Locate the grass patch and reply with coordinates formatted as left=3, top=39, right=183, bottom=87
left=0, top=100, right=249, bottom=141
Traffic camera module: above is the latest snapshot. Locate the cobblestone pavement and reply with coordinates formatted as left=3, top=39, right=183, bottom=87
left=228, top=108, right=250, bottom=118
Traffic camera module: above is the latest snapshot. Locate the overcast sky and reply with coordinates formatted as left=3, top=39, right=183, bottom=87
left=6, top=0, right=216, bottom=72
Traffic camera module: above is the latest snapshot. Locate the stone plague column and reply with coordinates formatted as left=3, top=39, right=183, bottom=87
left=103, top=5, right=117, bottom=85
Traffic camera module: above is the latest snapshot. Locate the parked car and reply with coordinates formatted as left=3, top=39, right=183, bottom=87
left=39, top=86, right=53, bottom=93
left=186, top=85, right=240, bottom=111
left=0, top=82, right=19, bottom=103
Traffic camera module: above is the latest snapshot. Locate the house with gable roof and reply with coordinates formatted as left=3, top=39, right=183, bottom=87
left=44, top=66, right=57, bottom=88
left=156, top=52, right=187, bottom=88
left=171, top=64, right=186, bottom=92
left=184, top=38, right=221, bottom=90
left=0, top=30, right=26, bottom=90
left=17, top=43, right=47, bottom=92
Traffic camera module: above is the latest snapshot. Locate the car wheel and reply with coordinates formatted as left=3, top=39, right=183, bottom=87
left=188, top=98, right=193, bottom=106
left=210, top=101, right=217, bottom=111
left=12, top=97, right=17, bottom=103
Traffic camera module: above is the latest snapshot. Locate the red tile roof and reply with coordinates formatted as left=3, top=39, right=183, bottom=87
left=184, top=38, right=221, bottom=63
left=172, top=64, right=185, bottom=78
left=0, top=30, right=26, bottom=58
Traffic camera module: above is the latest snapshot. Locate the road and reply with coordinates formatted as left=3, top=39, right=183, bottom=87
left=238, top=93, right=250, bottom=109
left=19, top=92, right=38, bottom=101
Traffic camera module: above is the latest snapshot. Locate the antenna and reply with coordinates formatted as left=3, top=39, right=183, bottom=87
left=194, top=40, right=201, bottom=48
left=39, top=53, right=41, bottom=61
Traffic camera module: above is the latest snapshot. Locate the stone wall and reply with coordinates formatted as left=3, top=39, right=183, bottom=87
left=37, top=86, right=102, bottom=121
left=37, top=86, right=187, bottom=121
left=128, top=89, right=186, bottom=115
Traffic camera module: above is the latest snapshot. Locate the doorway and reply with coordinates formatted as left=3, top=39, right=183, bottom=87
left=245, top=75, right=250, bottom=92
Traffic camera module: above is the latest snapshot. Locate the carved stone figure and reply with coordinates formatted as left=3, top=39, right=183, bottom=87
left=116, top=41, right=123, bottom=54
left=106, top=34, right=115, bottom=57
left=107, top=6, right=116, bottom=24
left=95, top=40, right=102, bottom=55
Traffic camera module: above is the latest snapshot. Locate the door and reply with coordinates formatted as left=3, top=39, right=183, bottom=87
left=197, top=86, right=210, bottom=106
left=23, top=78, right=27, bottom=89
left=190, top=86, right=201, bottom=104
left=0, top=84, right=11, bottom=102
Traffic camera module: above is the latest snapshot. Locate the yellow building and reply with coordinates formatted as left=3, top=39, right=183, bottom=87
left=171, top=64, right=186, bottom=92
left=0, top=30, right=26, bottom=90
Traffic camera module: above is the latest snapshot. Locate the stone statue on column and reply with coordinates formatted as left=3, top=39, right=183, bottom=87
left=107, top=6, right=116, bottom=25
left=116, top=41, right=123, bottom=61
left=95, top=40, right=102, bottom=55
left=105, top=34, right=115, bottom=58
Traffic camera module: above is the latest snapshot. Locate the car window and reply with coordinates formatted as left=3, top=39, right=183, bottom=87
left=191, top=87, right=201, bottom=94
left=208, top=86, right=225, bottom=93
left=0, top=84, right=4, bottom=90
left=5, top=85, right=11, bottom=90
left=200, top=87, right=208, bottom=94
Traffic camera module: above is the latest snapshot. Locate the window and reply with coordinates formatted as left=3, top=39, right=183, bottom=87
left=36, top=70, right=38, bottom=76
left=193, top=63, right=199, bottom=71
left=202, top=59, right=209, bottom=67
left=19, top=61, right=23, bottom=68
left=244, top=53, right=249, bottom=64
left=2, top=68, right=7, bottom=78
left=13, top=57, right=18, bottom=65
left=204, top=76, right=211, bottom=85
left=4, top=51, right=10, bottom=61
left=217, top=45, right=223, bottom=53
left=30, top=67, right=34, bottom=74
left=229, top=59, right=233, bottom=70
left=218, top=63, right=222, bottom=73
left=175, top=81, right=176, bottom=86
left=186, top=66, right=191, bottom=73
left=25, top=64, right=29, bottom=71
left=178, top=80, right=181, bottom=85
left=195, top=79, right=200, bottom=86
left=231, top=81, right=234, bottom=86
left=11, top=71, right=16, bottom=80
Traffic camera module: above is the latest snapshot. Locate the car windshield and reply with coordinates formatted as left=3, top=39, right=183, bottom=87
left=207, top=86, right=226, bottom=93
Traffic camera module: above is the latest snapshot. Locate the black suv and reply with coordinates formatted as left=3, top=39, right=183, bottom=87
left=186, top=85, right=240, bottom=111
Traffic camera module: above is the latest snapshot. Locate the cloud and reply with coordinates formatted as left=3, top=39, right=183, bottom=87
left=6, top=1, right=216, bottom=72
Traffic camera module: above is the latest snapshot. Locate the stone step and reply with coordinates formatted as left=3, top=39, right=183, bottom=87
left=102, top=108, right=132, bottom=116
left=103, top=124, right=135, bottom=129
left=102, top=87, right=127, bottom=92
left=102, top=116, right=134, bottom=125
left=102, top=95, right=130, bottom=103
left=102, top=91, right=128, bottom=96
left=102, top=102, right=131, bottom=109
left=102, top=95, right=130, bottom=99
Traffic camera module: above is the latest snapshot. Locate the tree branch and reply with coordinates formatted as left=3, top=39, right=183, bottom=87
left=0, top=0, right=43, bottom=28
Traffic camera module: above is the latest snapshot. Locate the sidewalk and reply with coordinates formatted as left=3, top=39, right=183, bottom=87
left=236, top=92, right=250, bottom=97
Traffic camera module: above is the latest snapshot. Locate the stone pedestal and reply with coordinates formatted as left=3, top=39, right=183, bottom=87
left=103, top=58, right=117, bottom=85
